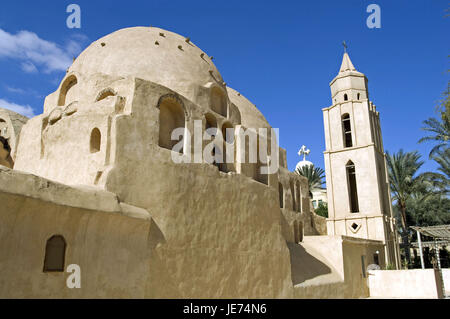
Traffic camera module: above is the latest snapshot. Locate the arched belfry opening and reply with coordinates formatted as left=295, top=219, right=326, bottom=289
left=210, top=87, right=227, bottom=117
left=58, top=75, right=78, bottom=106
left=346, top=160, right=359, bottom=213
left=342, top=113, right=353, bottom=148
left=43, top=235, right=66, bottom=272
left=344, top=93, right=348, bottom=101
left=158, top=96, right=186, bottom=153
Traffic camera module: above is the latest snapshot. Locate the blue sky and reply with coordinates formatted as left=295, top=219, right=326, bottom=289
left=0, top=0, right=448, bottom=173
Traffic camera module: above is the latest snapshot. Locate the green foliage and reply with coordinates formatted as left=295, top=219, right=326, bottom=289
left=386, top=150, right=427, bottom=230
left=418, top=83, right=450, bottom=158
left=315, top=202, right=328, bottom=218
left=295, top=164, right=325, bottom=197
left=385, top=263, right=396, bottom=270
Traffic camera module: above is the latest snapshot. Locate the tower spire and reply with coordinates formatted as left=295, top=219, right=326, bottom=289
left=339, top=51, right=356, bottom=73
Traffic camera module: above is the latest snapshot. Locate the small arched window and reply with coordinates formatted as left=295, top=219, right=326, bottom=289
left=342, top=114, right=353, bottom=148
left=357, top=93, right=361, bottom=100
left=90, top=128, right=101, bottom=153
left=344, top=94, right=348, bottom=101
left=158, top=96, right=185, bottom=153
left=96, top=88, right=116, bottom=102
left=58, top=75, right=78, bottom=106
left=210, top=87, right=227, bottom=117
left=279, top=182, right=284, bottom=208
left=346, top=161, right=359, bottom=213
left=43, top=235, right=66, bottom=272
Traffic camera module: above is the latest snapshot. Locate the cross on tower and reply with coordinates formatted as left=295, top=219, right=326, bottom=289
left=342, top=41, right=348, bottom=53
left=298, top=145, right=311, bottom=162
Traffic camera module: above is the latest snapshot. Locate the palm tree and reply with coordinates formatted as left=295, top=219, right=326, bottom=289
left=295, top=164, right=325, bottom=198
left=424, top=148, right=450, bottom=194
left=419, top=84, right=450, bottom=157
left=386, top=150, right=429, bottom=265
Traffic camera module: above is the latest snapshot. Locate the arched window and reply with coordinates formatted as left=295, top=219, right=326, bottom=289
left=90, top=128, right=101, bottom=153
left=158, top=96, right=185, bottom=152
left=96, top=88, right=116, bottom=102
left=43, top=235, right=66, bottom=272
left=344, top=93, right=348, bottom=101
left=210, top=87, right=227, bottom=117
left=279, top=182, right=284, bottom=208
left=342, top=114, right=353, bottom=148
left=357, top=93, right=361, bottom=100
left=58, top=75, right=78, bottom=106
left=346, top=161, right=359, bottom=213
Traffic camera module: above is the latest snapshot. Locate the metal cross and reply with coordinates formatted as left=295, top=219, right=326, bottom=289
left=342, top=41, right=348, bottom=53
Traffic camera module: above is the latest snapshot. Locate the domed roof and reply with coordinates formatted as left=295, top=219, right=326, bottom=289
left=226, top=87, right=271, bottom=129
left=295, top=160, right=313, bottom=171
left=69, top=27, right=223, bottom=103
left=295, top=145, right=313, bottom=171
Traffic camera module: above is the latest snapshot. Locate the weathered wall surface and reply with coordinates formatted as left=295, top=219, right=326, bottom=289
left=368, top=269, right=445, bottom=299
left=0, top=168, right=180, bottom=298
left=293, top=236, right=384, bottom=299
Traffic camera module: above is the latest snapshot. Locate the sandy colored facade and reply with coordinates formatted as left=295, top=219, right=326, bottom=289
left=0, top=27, right=397, bottom=298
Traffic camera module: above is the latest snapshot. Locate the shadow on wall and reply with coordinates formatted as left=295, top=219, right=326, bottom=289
left=287, top=243, right=331, bottom=285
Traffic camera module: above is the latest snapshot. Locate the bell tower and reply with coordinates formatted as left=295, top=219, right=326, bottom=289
left=322, top=50, right=400, bottom=267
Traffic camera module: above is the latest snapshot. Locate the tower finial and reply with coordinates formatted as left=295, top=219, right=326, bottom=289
left=342, top=41, right=348, bottom=53
left=298, top=145, right=311, bottom=162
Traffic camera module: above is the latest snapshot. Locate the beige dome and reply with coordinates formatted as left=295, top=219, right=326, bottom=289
left=227, top=87, right=271, bottom=129
left=70, top=27, right=223, bottom=103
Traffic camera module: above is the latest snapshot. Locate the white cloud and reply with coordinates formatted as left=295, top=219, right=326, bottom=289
left=5, top=86, right=25, bottom=94
left=0, top=28, right=87, bottom=73
left=0, top=98, right=35, bottom=117
left=21, top=61, right=38, bottom=73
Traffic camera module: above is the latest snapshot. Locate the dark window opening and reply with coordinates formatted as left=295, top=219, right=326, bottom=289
left=342, top=114, right=353, bottom=148
left=346, top=161, right=360, bottom=213
left=90, top=128, right=101, bottom=153
left=279, top=183, right=284, bottom=208
left=344, top=94, right=348, bottom=101
left=374, top=253, right=380, bottom=265
left=43, top=235, right=66, bottom=272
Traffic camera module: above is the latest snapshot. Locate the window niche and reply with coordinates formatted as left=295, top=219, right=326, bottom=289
left=43, top=235, right=66, bottom=272
left=279, top=182, right=284, bottom=208
left=210, top=87, right=227, bottom=117
left=58, top=75, right=78, bottom=106
left=158, top=96, right=186, bottom=153
left=90, top=128, right=101, bottom=153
